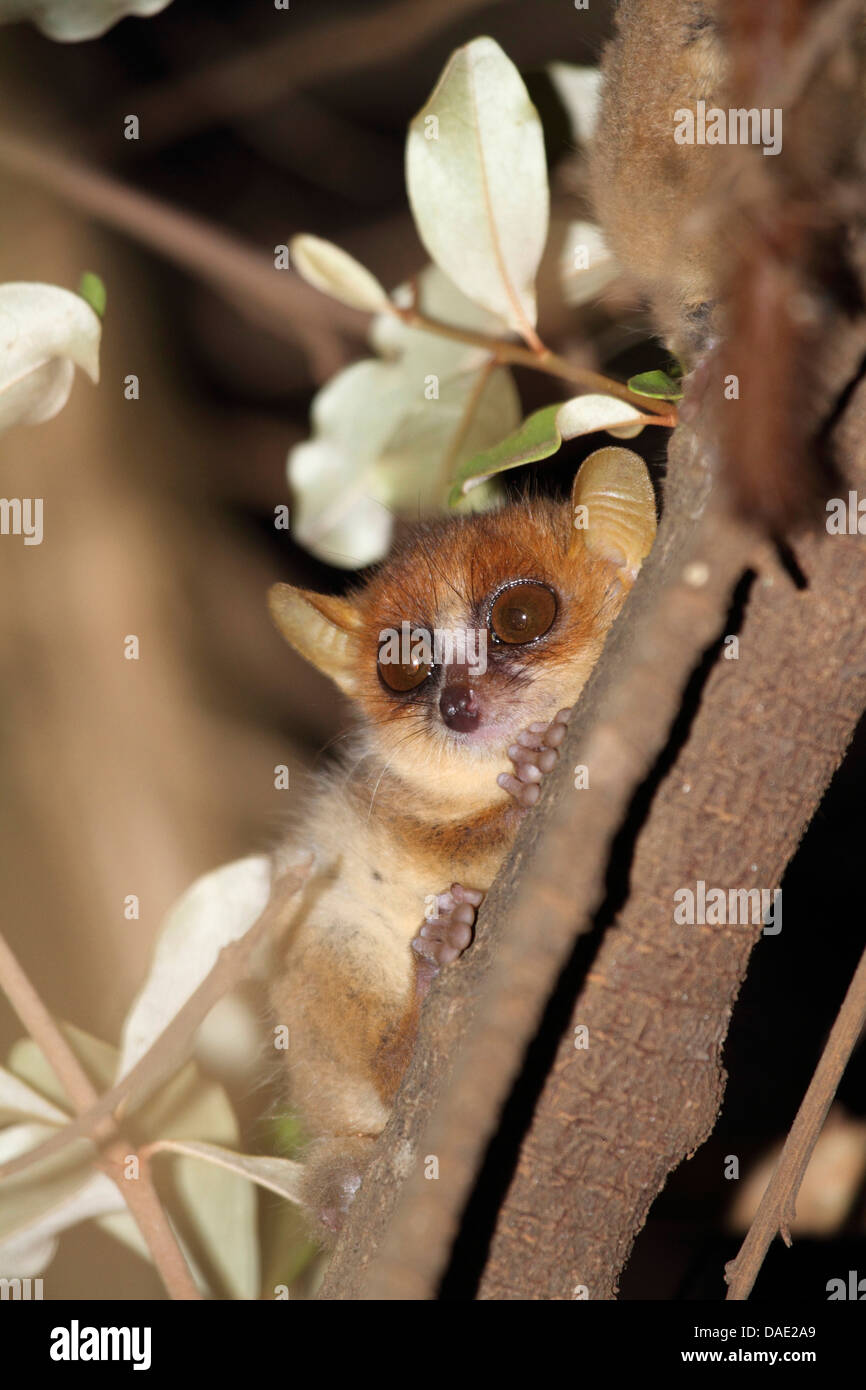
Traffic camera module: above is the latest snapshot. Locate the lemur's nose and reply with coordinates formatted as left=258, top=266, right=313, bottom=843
left=439, top=681, right=481, bottom=732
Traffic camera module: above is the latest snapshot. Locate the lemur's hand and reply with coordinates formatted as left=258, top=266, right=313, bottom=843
left=497, top=707, right=572, bottom=809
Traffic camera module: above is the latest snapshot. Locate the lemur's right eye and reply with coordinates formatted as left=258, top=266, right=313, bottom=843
left=377, top=628, right=432, bottom=692
left=378, top=655, right=431, bottom=692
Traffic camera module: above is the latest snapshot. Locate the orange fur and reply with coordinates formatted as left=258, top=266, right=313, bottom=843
left=267, top=457, right=656, bottom=1239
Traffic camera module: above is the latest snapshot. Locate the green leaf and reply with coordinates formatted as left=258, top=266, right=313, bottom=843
left=449, top=404, right=562, bottom=504
left=406, top=36, right=549, bottom=340
left=626, top=369, right=683, bottom=401
left=77, top=271, right=106, bottom=318
left=449, top=393, right=650, bottom=503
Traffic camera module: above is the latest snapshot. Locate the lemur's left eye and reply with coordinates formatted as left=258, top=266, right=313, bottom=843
left=489, top=582, right=557, bottom=645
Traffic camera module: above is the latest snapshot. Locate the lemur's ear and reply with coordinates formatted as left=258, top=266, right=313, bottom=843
left=268, top=584, right=363, bottom=696
left=569, top=447, right=657, bottom=581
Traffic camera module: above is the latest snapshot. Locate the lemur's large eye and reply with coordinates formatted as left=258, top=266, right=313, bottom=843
left=377, top=629, right=432, bottom=692
left=489, top=582, right=557, bottom=645
left=378, top=655, right=431, bottom=692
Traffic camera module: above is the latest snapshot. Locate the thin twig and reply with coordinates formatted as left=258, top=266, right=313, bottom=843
left=0, top=129, right=673, bottom=427
left=0, top=131, right=358, bottom=381
left=0, top=932, right=102, bottom=1117
left=107, top=0, right=501, bottom=153
left=0, top=930, right=199, bottom=1299
left=0, top=859, right=312, bottom=1182
left=437, top=357, right=496, bottom=492
left=725, top=941, right=866, bottom=1301
left=395, top=307, right=678, bottom=421
left=100, top=1143, right=202, bottom=1301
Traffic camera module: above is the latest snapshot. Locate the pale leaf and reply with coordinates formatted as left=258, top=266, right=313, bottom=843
left=290, top=234, right=390, bottom=314
left=0, top=1067, right=69, bottom=1127
left=147, top=1140, right=305, bottom=1206
left=406, top=36, right=549, bottom=339
left=117, top=855, right=272, bottom=1080
left=547, top=63, right=603, bottom=145
left=556, top=394, right=647, bottom=440
left=0, top=0, right=172, bottom=41
left=559, top=221, right=620, bottom=307
left=0, top=283, right=100, bottom=434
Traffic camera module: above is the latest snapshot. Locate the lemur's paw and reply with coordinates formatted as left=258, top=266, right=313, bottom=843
left=412, top=883, right=484, bottom=968
left=497, top=707, right=572, bottom=808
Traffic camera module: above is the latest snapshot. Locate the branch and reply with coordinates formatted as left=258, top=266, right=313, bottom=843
left=0, top=931, right=103, bottom=1118
left=0, top=859, right=311, bottom=1182
left=726, top=940, right=866, bottom=1300
left=0, top=930, right=199, bottom=1300
left=106, top=0, right=503, bottom=153
left=318, top=431, right=758, bottom=1299
left=0, top=131, right=361, bottom=381
left=477, top=384, right=866, bottom=1297
left=0, top=127, right=673, bottom=426
left=393, top=307, right=678, bottom=421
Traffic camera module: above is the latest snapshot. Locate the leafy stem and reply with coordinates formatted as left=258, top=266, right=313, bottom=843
left=0, top=929, right=201, bottom=1300
left=391, top=305, right=679, bottom=425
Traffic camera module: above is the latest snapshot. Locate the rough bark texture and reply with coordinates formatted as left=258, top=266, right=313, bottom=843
left=319, top=320, right=866, bottom=1298
left=318, top=424, right=754, bottom=1299
left=317, top=0, right=866, bottom=1297
left=479, top=381, right=866, bottom=1299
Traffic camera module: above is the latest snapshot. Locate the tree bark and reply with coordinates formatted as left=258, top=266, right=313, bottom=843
left=479, top=375, right=866, bottom=1299
left=317, top=419, right=753, bottom=1298
left=317, top=0, right=866, bottom=1303
left=318, top=311, right=866, bottom=1297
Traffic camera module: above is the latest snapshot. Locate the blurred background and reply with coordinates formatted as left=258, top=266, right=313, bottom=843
left=0, top=0, right=863, bottom=1300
